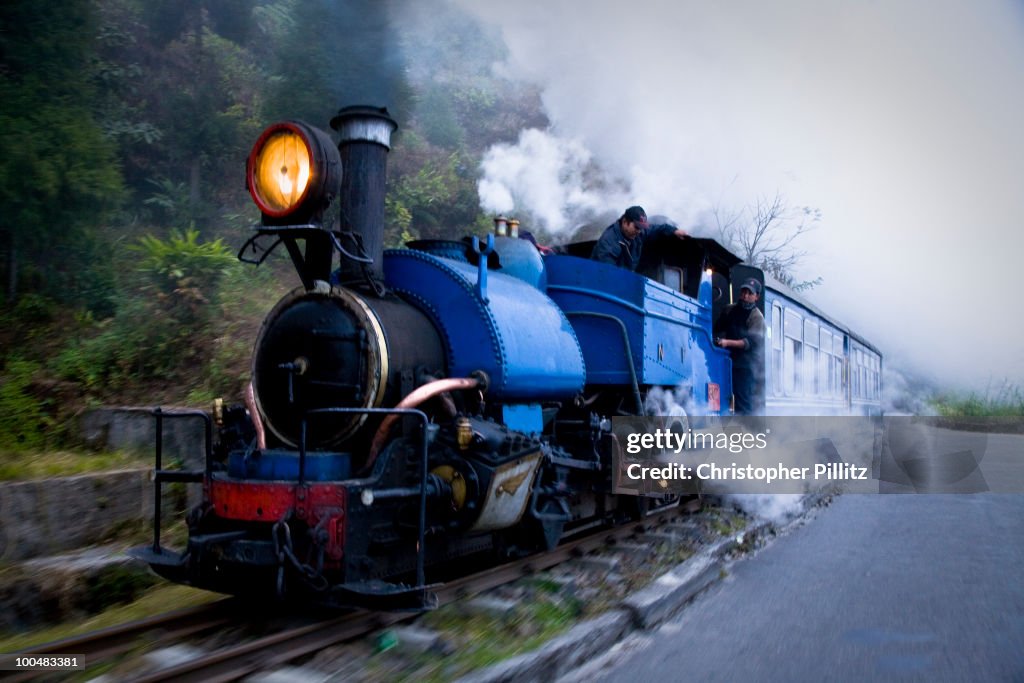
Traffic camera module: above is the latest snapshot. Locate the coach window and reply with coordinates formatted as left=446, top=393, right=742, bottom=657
left=820, top=329, right=832, bottom=397
left=851, top=349, right=858, bottom=398
left=856, top=350, right=863, bottom=398
left=772, top=304, right=783, bottom=396
left=804, top=320, right=819, bottom=395
left=868, top=355, right=874, bottom=399
left=863, top=353, right=869, bottom=399
left=851, top=349, right=857, bottom=398
left=784, top=309, right=802, bottom=395
left=834, top=335, right=844, bottom=397
left=858, top=350, right=866, bottom=399
left=865, top=354, right=871, bottom=399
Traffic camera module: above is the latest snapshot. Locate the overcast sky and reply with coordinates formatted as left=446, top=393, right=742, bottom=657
left=451, top=0, right=1024, bottom=390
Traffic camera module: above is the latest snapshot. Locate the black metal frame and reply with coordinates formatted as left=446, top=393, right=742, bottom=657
left=120, top=407, right=213, bottom=556
left=237, top=224, right=373, bottom=291
left=134, top=404, right=432, bottom=603
left=303, top=406, right=430, bottom=589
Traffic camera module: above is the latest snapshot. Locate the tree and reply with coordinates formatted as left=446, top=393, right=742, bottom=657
left=386, top=132, right=487, bottom=244
left=92, top=0, right=266, bottom=230
left=715, top=192, right=823, bottom=291
left=263, top=0, right=413, bottom=125
left=0, top=0, right=125, bottom=307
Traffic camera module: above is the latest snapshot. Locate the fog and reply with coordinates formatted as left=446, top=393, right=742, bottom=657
left=450, top=0, right=1024, bottom=389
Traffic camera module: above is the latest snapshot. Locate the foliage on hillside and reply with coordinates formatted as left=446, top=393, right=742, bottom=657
left=931, top=384, right=1024, bottom=418
left=0, top=0, right=546, bottom=449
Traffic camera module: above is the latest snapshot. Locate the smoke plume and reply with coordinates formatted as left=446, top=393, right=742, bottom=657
left=455, top=0, right=1024, bottom=388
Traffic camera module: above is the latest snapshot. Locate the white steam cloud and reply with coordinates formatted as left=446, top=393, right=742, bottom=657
left=456, top=0, right=1024, bottom=389
left=478, top=129, right=618, bottom=233
left=725, top=494, right=804, bottom=525
left=641, top=386, right=804, bottom=523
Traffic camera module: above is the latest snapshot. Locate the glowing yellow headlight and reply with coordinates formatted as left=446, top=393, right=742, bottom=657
left=249, top=125, right=312, bottom=216
left=247, top=120, right=341, bottom=226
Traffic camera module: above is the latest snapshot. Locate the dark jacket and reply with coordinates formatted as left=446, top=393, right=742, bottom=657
left=590, top=221, right=678, bottom=271
left=714, top=303, right=766, bottom=415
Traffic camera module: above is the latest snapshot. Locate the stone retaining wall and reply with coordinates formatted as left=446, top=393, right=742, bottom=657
left=0, top=469, right=156, bottom=562
left=80, top=407, right=210, bottom=470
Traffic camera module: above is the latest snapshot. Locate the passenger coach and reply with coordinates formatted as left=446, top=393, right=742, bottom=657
left=763, top=279, right=882, bottom=416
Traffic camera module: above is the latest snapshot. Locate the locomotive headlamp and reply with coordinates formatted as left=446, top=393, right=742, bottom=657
left=246, top=121, right=341, bottom=225
left=251, top=129, right=310, bottom=212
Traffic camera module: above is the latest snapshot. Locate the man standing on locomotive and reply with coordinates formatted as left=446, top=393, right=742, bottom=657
left=591, top=205, right=689, bottom=270
left=714, top=278, right=766, bottom=415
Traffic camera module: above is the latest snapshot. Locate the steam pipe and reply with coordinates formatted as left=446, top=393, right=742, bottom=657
left=564, top=311, right=644, bottom=415
left=244, top=381, right=267, bottom=450
left=364, top=376, right=484, bottom=471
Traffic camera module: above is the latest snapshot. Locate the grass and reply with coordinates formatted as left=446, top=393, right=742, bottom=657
left=931, top=383, right=1024, bottom=417
left=398, top=592, right=583, bottom=682
left=707, top=508, right=748, bottom=536
left=0, top=449, right=149, bottom=481
left=0, top=584, right=219, bottom=653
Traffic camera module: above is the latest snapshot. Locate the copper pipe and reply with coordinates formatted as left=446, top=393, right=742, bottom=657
left=365, top=376, right=482, bottom=470
left=244, top=381, right=267, bottom=451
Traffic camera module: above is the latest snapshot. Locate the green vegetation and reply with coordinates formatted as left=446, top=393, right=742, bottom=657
left=0, top=359, right=49, bottom=450
left=931, top=384, right=1024, bottom=417
left=707, top=508, right=749, bottom=536
left=0, top=584, right=218, bottom=653
left=406, top=591, right=582, bottom=681
left=1, top=0, right=543, bottom=453
left=80, top=564, right=159, bottom=614
left=0, top=449, right=147, bottom=481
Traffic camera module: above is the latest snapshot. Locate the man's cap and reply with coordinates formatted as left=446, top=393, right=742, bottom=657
left=623, top=205, right=648, bottom=227
left=740, top=278, right=761, bottom=296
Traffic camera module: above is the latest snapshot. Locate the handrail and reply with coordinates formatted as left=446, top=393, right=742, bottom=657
left=304, top=406, right=431, bottom=590
left=564, top=311, right=644, bottom=415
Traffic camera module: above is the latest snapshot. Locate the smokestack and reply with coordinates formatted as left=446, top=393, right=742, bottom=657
left=330, top=105, right=398, bottom=286
left=493, top=215, right=508, bottom=236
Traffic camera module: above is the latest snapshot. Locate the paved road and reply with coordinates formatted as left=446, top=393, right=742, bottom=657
left=574, top=494, right=1024, bottom=682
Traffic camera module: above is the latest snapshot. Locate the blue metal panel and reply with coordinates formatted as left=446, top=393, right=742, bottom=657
left=228, top=450, right=351, bottom=481
left=490, top=236, right=546, bottom=289
left=545, top=255, right=731, bottom=415
left=405, top=239, right=471, bottom=263
left=383, top=249, right=585, bottom=400
left=502, top=403, right=544, bottom=434
left=405, top=236, right=546, bottom=288
left=544, top=257, right=647, bottom=385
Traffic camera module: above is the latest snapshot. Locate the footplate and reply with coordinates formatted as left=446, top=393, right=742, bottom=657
left=127, top=545, right=188, bottom=582
left=329, top=580, right=440, bottom=611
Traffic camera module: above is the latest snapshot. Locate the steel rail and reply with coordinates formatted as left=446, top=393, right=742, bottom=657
left=130, top=505, right=686, bottom=683
left=5, top=599, right=239, bottom=682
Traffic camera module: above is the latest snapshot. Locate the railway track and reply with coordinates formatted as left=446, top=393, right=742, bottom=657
left=133, top=505, right=687, bottom=682
left=9, top=504, right=687, bottom=682
left=4, top=599, right=239, bottom=682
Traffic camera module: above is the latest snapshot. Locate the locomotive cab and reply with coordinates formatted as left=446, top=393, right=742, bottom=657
left=562, top=232, right=745, bottom=324
left=636, top=234, right=744, bottom=325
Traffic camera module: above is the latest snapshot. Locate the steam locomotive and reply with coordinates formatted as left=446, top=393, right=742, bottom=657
left=131, top=106, right=881, bottom=609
